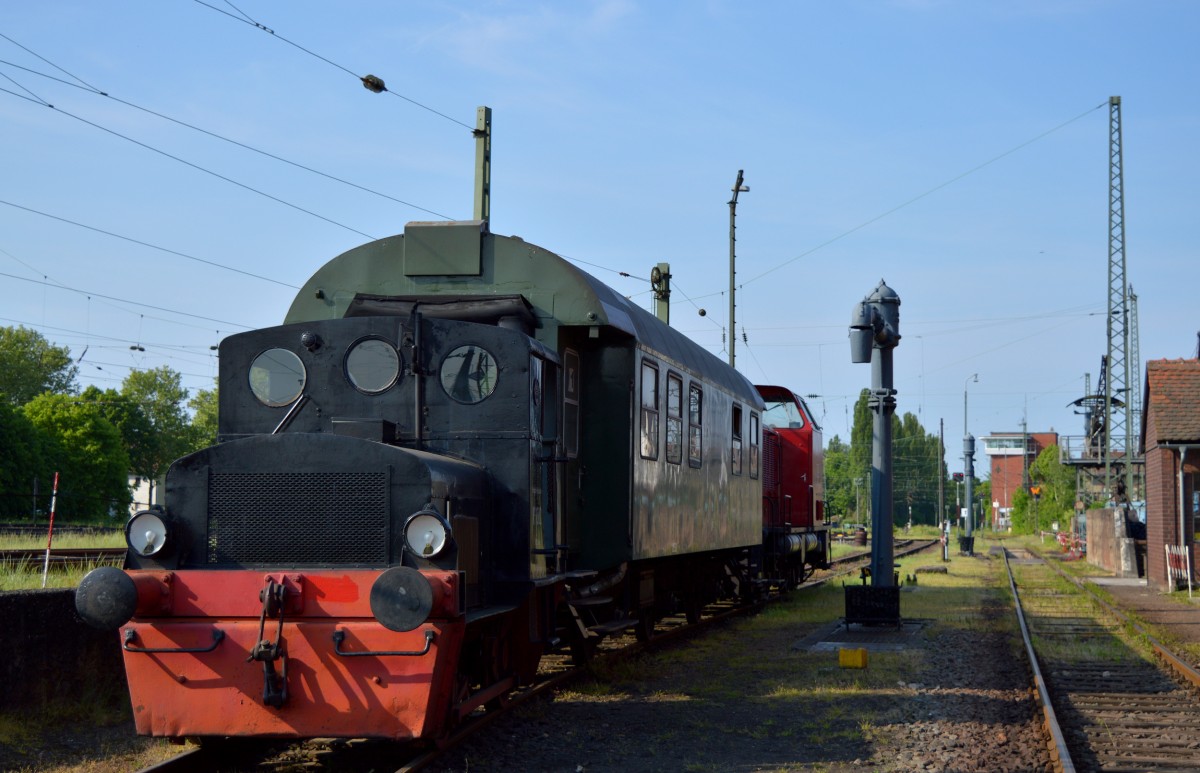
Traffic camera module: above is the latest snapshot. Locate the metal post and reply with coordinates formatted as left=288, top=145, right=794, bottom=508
left=870, top=344, right=897, bottom=584
left=728, top=170, right=748, bottom=368
left=651, top=263, right=671, bottom=324
left=473, top=106, right=492, bottom=223
left=963, top=374, right=978, bottom=554
left=849, top=280, right=901, bottom=588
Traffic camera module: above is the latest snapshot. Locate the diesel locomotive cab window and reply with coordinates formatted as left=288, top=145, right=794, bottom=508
left=249, top=348, right=306, bottom=407
left=688, top=383, right=703, bottom=467
left=763, top=398, right=805, bottom=429
left=345, top=338, right=401, bottom=394
left=731, top=403, right=744, bottom=476
left=440, top=345, right=498, bottom=404
left=640, top=360, right=659, bottom=460
left=666, top=372, right=683, bottom=464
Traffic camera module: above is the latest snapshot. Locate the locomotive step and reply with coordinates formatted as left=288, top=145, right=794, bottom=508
left=587, top=617, right=638, bottom=636
left=568, top=596, right=613, bottom=608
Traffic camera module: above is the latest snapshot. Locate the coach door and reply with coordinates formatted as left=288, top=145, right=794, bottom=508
left=530, top=354, right=563, bottom=578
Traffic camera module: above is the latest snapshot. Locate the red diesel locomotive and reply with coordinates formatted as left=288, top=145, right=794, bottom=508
left=75, top=221, right=826, bottom=743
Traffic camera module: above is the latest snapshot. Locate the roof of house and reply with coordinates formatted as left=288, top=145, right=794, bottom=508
left=1143, top=359, right=1200, bottom=447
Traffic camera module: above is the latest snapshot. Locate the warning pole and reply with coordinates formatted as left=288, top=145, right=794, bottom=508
left=40, top=471, right=60, bottom=589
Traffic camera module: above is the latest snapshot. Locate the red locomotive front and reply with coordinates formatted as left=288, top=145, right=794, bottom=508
left=756, top=385, right=828, bottom=585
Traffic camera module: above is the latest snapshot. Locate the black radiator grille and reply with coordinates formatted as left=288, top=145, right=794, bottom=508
left=206, top=471, right=389, bottom=566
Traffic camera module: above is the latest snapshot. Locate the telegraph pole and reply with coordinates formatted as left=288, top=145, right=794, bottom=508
left=728, top=170, right=748, bottom=368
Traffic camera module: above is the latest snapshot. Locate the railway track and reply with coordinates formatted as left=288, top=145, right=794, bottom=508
left=0, top=547, right=125, bottom=566
left=135, top=539, right=941, bottom=773
left=1005, top=545, right=1200, bottom=772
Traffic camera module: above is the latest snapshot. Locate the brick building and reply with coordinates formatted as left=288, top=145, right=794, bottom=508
left=980, top=431, right=1059, bottom=526
left=1140, top=359, right=1200, bottom=590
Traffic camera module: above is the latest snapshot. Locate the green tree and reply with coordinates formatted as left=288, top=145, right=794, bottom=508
left=973, top=479, right=993, bottom=529
left=823, top=435, right=853, bottom=521
left=1029, top=444, right=1075, bottom=530
left=849, top=389, right=872, bottom=487
left=892, top=412, right=942, bottom=528
left=121, top=367, right=193, bottom=489
left=0, top=401, right=49, bottom=519
left=1010, top=487, right=1034, bottom=534
left=80, top=386, right=154, bottom=478
left=23, top=394, right=131, bottom=521
left=188, top=383, right=219, bottom=450
left=0, top=326, right=78, bottom=405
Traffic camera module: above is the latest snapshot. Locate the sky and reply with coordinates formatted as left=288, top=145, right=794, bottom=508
left=2, top=1, right=1197, bottom=470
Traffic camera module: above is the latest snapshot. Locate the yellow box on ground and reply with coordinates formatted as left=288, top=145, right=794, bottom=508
left=838, top=647, right=868, bottom=669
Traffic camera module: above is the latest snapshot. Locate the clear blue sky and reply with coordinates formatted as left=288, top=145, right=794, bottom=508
left=2, top=1, right=1196, bottom=464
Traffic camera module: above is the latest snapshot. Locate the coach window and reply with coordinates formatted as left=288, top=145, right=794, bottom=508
left=731, top=403, right=744, bottom=476
left=749, top=412, right=760, bottom=479
left=640, top=360, right=659, bottom=460
left=249, top=348, right=306, bottom=407
left=688, top=383, right=703, bottom=467
left=666, top=372, right=683, bottom=464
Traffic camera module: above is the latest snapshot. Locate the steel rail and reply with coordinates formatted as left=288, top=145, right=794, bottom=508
left=1002, top=548, right=1076, bottom=773
left=1032, top=546, right=1200, bottom=693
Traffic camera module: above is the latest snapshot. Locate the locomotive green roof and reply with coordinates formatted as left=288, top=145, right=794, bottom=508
left=285, top=221, right=762, bottom=403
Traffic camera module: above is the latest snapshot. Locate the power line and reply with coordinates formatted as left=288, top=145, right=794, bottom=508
left=0, top=247, right=251, bottom=335
left=0, top=31, right=100, bottom=92
left=0, top=55, right=454, bottom=221
left=0, top=198, right=299, bottom=289
left=0, top=88, right=378, bottom=241
left=680, top=101, right=1110, bottom=305
left=0, top=315, right=221, bottom=361
left=192, top=0, right=476, bottom=132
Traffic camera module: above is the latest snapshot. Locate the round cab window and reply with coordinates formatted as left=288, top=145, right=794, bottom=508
left=249, top=348, right=306, bottom=407
left=440, top=345, right=498, bottom=404
left=346, top=338, right=401, bottom=394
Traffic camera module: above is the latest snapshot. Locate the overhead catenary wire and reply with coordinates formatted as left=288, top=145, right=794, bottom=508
left=0, top=199, right=298, bottom=290
left=0, top=273, right=250, bottom=334
left=0, top=85, right=378, bottom=241
left=0, top=55, right=453, bottom=221
left=680, top=101, right=1110, bottom=305
left=192, top=0, right=476, bottom=132
left=0, top=37, right=647, bottom=293
left=0, top=246, right=253, bottom=334
left=0, top=31, right=101, bottom=92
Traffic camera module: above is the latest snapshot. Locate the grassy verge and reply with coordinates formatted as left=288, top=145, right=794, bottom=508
left=1, top=532, right=124, bottom=591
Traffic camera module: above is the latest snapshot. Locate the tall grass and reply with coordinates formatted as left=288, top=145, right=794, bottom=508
left=1, top=532, right=124, bottom=550
left=0, top=557, right=120, bottom=591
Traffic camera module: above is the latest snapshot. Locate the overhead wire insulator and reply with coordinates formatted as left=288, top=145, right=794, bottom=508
left=361, top=74, right=387, bottom=93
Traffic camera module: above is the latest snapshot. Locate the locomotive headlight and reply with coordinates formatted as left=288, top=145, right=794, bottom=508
left=126, top=509, right=170, bottom=556
left=403, top=508, right=451, bottom=557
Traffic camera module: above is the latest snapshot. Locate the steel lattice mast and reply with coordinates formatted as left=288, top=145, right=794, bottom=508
left=1104, top=96, right=1134, bottom=503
